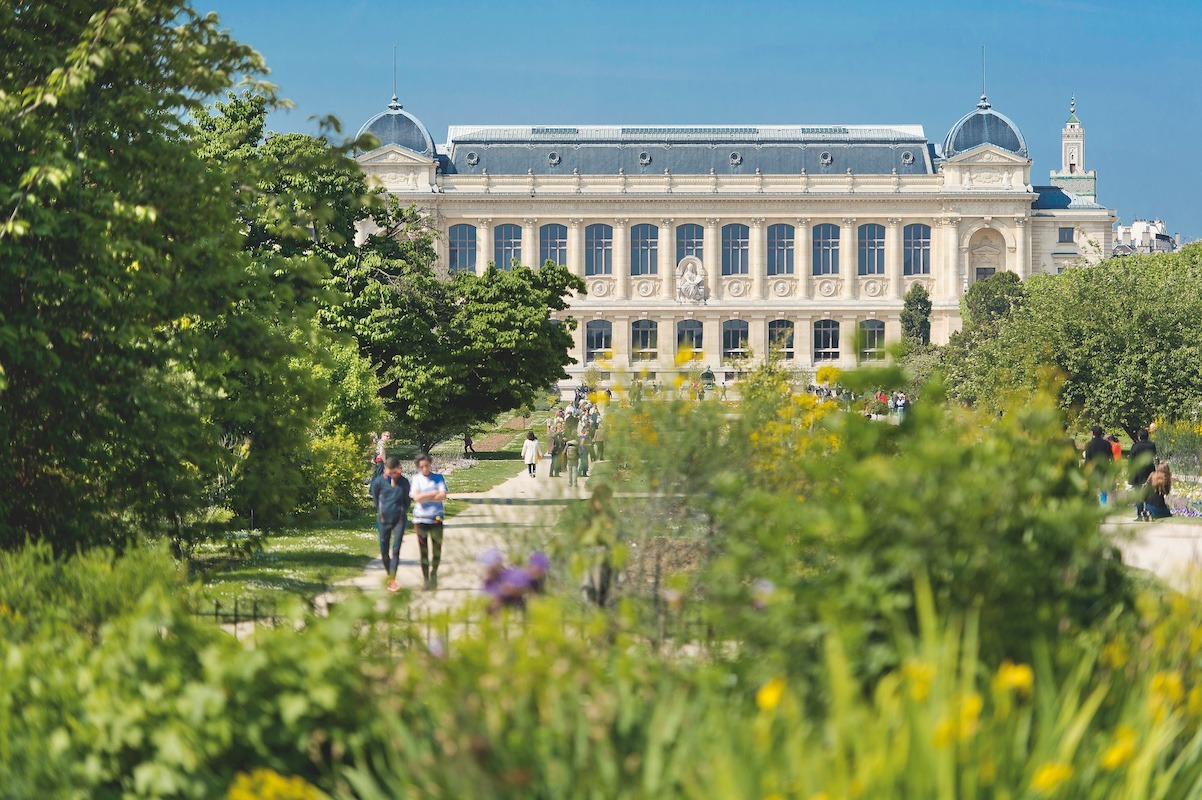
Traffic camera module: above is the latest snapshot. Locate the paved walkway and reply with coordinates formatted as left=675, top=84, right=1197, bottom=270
left=322, top=461, right=592, bottom=614
left=1108, top=515, right=1202, bottom=592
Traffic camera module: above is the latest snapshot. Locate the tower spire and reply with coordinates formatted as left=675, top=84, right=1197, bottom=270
left=977, top=45, right=991, bottom=109
left=389, top=45, right=401, bottom=110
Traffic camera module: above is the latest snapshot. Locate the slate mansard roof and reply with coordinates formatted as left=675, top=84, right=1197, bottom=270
left=438, top=124, right=937, bottom=176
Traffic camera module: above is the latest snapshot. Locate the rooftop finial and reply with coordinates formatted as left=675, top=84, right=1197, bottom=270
left=977, top=45, right=991, bottom=109
left=389, top=45, right=401, bottom=110
left=1070, top=94, right=1076, bottom=115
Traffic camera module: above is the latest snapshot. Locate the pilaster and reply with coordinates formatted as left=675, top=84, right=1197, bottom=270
left=613, top=218, right=629, bottom=300
left=660, top=218, right=675, bottom=300
left=886, top=218, right=903, bottom=299
left=705, top=218, right=721, bottom=301
left=750, top=218, right=765, bottom=299
left=476, top=219, right=493, bottom=274
left=567, top=218, right=584, bottom=279
left=840, top=218, right=857, bottom=299
left=796, top=219, right=811, bottom=299
left=1014, top=217, right=1028, bottom=279
left=522, top=218, right=537, bottom=268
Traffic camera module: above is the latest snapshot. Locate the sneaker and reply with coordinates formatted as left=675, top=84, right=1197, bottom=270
left=386, top=581, right=400, bottom=593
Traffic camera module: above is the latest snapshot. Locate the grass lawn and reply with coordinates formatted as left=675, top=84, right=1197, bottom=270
left=193, top=422, right=528, bottom=605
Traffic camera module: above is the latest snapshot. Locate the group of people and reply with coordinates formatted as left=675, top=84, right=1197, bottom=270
left=1083, top=425, right=1172, bottom=520
left=478, top=549, right=549, bottom=612
left=520, top=399, right=605, bottom=485
left=367, top=444, right=450, bottom=592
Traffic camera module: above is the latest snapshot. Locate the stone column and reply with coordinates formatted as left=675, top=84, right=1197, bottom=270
left=613, top=314, right=630, bottom=369
left=841, top=314, right=860, bottom=366
left=886, top=218, right=903, bottom=299
left=796, top=219, right=812, bottom=299
left=841, top=218, right=857, bottom=299
left=938, top=217, right=961, bottom=302
left=705, top=218, right=721, bottom=301
left=748, top=314, right=767, bottom=362
left=798, top=315, right=814, bottom=368
left=613, top=218, right=629, bottom=300
left=522, top=218, right=537, bottom=268
left=702, top=311, right=721, bottom=367
left=567, top=218, right=584, bottom=279
left=1014, top=217, right=1028, bottom=279
left=664, top=314, right=679, bottom=367
left=659, top=218, right=675, bottom=300
left=476, top=219, right=493, bottom=274
left=750, top=218, right=765, bottom=299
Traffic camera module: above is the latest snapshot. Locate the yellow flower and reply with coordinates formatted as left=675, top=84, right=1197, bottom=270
left=757, top=676, right=787, bottom=712
left=1030, top=762, right=1073, bottom=795
left=1188, top=686, right=1202, bottom=720
left=903, top=658, right=935, bottom=701
left=959, top=692, right=983, bottom=737
left=1100, top=639, right=1128, bottom=669
left=932, top=718, right=957, bottom=748
left=1151, top=671, right=1185, bottom=706
left=993, top=660, right=1034, bottom=696
left=1100, top=725, right=1136, bottom=771
left=227, top=769, right=327, bottom=800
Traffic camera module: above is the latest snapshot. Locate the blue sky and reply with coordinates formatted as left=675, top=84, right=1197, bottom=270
left=200, top=0, right=1201, bottom=241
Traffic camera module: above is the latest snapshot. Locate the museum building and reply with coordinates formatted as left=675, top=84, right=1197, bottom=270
left=354, top=93, right=1115, bottom=383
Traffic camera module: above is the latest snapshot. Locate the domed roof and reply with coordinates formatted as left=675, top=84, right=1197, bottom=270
left=942, top=95, right=1027, bottom=159
left=356, top=95, right=436, bottom=157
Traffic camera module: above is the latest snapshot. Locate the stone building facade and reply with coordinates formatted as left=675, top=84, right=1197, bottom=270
left=354, top=94, right=1115, bottom=385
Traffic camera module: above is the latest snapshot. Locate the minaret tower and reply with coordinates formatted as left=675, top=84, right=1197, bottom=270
left=1050, top=96, right=1097, bottom=200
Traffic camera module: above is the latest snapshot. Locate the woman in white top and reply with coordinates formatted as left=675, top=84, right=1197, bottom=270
left=520, top=431, right=542, bottom=477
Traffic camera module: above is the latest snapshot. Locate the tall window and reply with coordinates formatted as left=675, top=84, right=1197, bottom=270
left=448, top=224, right=477, bottom=274
left=812, top=223, right=840, bottom=275
left=676, top=223, right=704, bottom=262
left=722, top=320, right=749, bottom=362
left=813, top=320, right=840, bottom=361
left=722, top=224, right=750, bottom=276
left=585, top=223, right=613, bottom=276
left=585, top=320, right=612, bottom=362
left=767, top=224, right=794, bottom=275
left=859, top=320, right=886, bottom=361
left=858, top=224, right=885, bottom=276
left=630, top=223, right=659, bottom=276
left=631, top=320, right=658, bottom=361
left=677, top=319, right=703, bottom=360
left=494, top=223, right=521, bottom=269
left=1058, top=226, right=1075, bottom=244
left=768, top=319, right=795, bottom=360
left=539, top=223, right=567, bottom=266
left=903, top=224, right=931, bottom=275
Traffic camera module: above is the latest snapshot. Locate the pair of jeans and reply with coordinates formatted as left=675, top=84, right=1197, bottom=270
left=415, top=520, right=444, bottom=583
left=378, top=515, right=406, bottom=577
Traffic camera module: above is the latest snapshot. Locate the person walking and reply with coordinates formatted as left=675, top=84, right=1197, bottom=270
left=565, top=439, right=580, bottom=487
left=593, top=422, right=606, bottom=462
left=409, top=453, right=449, bottom=590
left=463, top=431, right=476, bottom=457
left=1128, top=428, right=1158, bottom=521
left=368, top=456, right=410, bottom=593
left=548, top=431, right=564, bottom=477
left=521, top=431, right=542, bottom=477
left=1083, top=425, right=1114, bottom=505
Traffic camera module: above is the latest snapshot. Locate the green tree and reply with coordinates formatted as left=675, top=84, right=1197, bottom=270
left=325, top=212, right=585, bottom=452
left=0, top=2, right=328, bottom=550
left=961, top=269, right=1026, bottom=327
left=944, top=246, right=1202, bottom=437
left=900, top=282, right=932, bottom=346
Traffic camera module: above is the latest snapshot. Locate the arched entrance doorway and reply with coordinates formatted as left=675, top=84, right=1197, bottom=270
left=967, top=228, right=1007, bottom=284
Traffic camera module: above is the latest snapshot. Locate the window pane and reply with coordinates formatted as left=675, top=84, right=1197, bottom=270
left=448, top=224, right=477, bottom=274
left=631, top=319, right=658, bottom=361
left=494, top=223, right=522, bottom=269
left=676, top=319, right=704, bottom=360
left=767, top=224, right=794, bottom=276
left=722, top=224, right=749, bottom=276
left=585, top=224, right=613, bottom=276
left=812, top=224, right=840, bottom=275
left=676, top=223, right=704, bottom=262
left=1059, top=227, right=1075, bottom=243
left=585, top=320, right=612, bottom=362
left=859, top=320, right=886, bottom=361
left=903, top=224, right=931, bottom=275
left=858, top=224, right=885, bottom=276
left=768, top=319, right=795, bottom=359
left=722, top=320, right=749, bottom=361
left=813, top=320, right=840, bottom=361
left=539, top=223, right=567, bottom=266
left=630, top=223, right=659, bottom=276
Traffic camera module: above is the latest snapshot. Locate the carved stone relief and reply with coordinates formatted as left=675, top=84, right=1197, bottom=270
left=675, top=256, right=707, bottom=304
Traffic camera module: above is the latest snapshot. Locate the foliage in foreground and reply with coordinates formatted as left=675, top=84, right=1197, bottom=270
left=2, top=541, right=1202, bottom=799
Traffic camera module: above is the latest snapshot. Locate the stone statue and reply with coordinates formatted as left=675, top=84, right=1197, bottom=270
left=676, top=258, right=706, bottom=304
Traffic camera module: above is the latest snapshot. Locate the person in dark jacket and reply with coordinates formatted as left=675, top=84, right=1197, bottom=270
left=1128, top=427, right=1158, bottom=521
left=1082, top=425, right=1114, bottom=505
left=369, top=456, right=411, bottom=592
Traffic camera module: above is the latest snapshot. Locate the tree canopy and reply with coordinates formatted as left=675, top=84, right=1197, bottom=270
left=943, top=246, right=1202, bottom=436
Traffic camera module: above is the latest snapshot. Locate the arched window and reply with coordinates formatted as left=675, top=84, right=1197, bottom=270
left=585, top=320, right=612, bottom=362
left=767, top=224, right=794, bottom=276
left=858, top=223, right=885, bottom=276
left=539, top=223, right=567, bottom=266
left=812, top=223, right=840, bottom=275
left=630, top=224, right=658, bottom=276
left=768, top=319, right=795, bottom=360
left=494, top=223, right=522, bottom=269
left=722, top=224, right=750, bottom=276
left=859, top=320, right=886, bottom=361
left=631, top=320, right=658, bottom=361
left=677, top=319, right=703, bottom=360
left=676, top=223, right=704, bottom=262
left=585, top=223, right=613, bottom=276
left=903, top=223, right=932, bottom=275
left=448, top=224, right=477, bottom=274
left=813, top=320, right=840, bottom=361
left=722, top=320, right=749, bottom=362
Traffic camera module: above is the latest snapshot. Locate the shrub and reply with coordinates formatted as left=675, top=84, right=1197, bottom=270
left=295, top=432, right=370, bottom=516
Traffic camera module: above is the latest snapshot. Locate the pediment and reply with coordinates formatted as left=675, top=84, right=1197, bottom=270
left=942, top=143, right=1029, bottom=166
left=357, top=144, right=436, bottom=167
